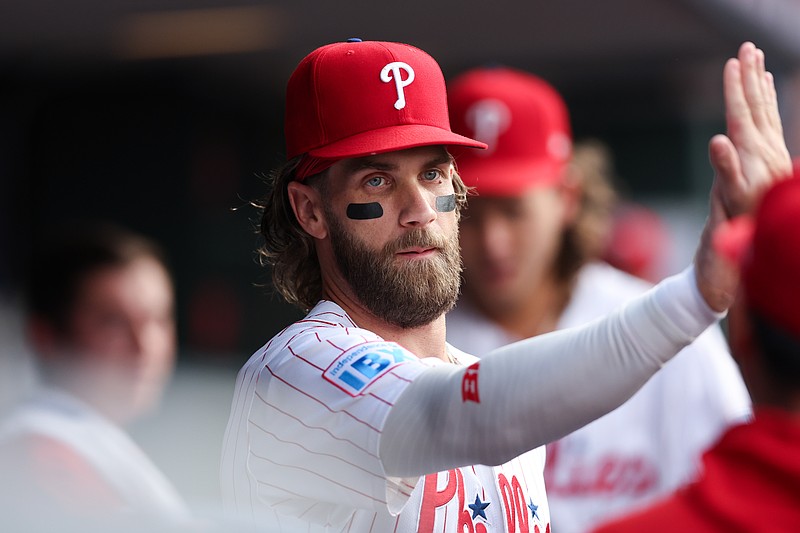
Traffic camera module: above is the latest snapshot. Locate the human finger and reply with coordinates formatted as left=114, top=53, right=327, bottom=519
left=709, top=134, right=745, bottom=217
left=762, top=70, right=785, bottom=138
left=723, top=56, right=752, bottom=148
left=742, top=45, right=771, bottom=133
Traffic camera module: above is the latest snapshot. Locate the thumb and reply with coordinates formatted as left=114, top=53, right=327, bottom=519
left=708, top=134, right=742, bottom=217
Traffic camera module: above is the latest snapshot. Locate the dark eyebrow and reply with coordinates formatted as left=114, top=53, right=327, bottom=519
left=425, top=152, right=455, bottom=168
left=342, top=158, right=397, bottom=174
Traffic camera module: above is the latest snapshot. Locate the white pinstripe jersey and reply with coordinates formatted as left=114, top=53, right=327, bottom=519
left=221, top=300, right=551, bottom=532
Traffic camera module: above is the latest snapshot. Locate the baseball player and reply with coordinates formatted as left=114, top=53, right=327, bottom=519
left=593, top=169, right=800, bottom=533
left=0, top=222, right=190, bottom=529
left=445, top=67, right=752, bottom=532
left=220, top=39, right=790, bottom=532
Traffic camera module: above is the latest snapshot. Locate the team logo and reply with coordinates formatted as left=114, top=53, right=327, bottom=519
left=324, top=342, right=414, bottom=395
left=465, top=98, right=511, bottom=155
left=381, top=61, right=415, bottom=110
left=462, top=362, right=480, bottom=403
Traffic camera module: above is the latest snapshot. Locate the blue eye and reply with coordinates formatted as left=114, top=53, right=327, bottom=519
left=366, top=176, right=385, bottom=187
left=423, top=169, right=443, bottom=181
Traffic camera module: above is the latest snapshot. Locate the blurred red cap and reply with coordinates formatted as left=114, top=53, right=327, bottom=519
left=448, top=67, right=572, bottom=196
left=715, top=162, right=800, bottom=336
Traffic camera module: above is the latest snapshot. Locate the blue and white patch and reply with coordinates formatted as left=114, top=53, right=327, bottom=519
left=324, top=342, right=414, bottom=396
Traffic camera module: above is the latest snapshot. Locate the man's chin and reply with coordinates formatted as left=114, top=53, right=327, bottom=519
left=364, top=282, right=459, bottom=329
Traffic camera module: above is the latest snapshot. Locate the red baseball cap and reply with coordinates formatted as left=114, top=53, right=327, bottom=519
left=448, top=67, right=572, bottom=196
left=284, top=39, right=487, bottom=162
left=714, top=169, right=800, bottom=336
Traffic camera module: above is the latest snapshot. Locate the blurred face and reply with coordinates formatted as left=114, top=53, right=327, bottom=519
left=61, top=256, right=177, bottom=422
left=322, top=146, right=463, bottom=328
left=459, top=185, right=571, bottom=318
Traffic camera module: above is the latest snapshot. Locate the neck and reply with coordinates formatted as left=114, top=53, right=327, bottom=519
left=322, top=286, right=450, bottom=363
left=356, top=310, right=449, bottom=362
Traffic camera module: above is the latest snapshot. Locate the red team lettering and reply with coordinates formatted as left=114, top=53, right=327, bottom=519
left=419, top=469, right=488, bottom=533
left=544, top=441, right=658, bottom=496
left=419, top=470, right=458, bottom=532
left=462, top=362, right=481, bottom=403
left=419, top=469, right=549, bottom=533
left=499, top=474, right=530, bottom=533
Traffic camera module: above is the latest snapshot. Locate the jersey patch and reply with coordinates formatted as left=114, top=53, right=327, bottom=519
left=323, top=342, right=414, bottom=396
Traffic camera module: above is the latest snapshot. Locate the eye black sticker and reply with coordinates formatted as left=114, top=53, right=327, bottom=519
left=346, top=202, right=384, bottom=220
left=436, top=194, right=456, bottom=212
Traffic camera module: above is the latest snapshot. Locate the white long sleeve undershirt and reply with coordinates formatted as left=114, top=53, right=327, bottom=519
left=380, top=266, right=723, bottom=478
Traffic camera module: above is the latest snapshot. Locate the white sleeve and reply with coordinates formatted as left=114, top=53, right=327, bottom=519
left=380, top=266, right=723, bottom=477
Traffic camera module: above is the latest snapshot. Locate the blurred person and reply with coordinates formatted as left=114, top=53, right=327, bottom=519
left=220, top=38, right=788, bottom=532
left=445, top=67, right=752, bottom=532
left=0, top=222, right=191, bottom=529
left=593, top=171, right=800, bottom=533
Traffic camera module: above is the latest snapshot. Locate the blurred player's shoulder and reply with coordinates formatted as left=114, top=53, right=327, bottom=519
left=559, top=262, right=654, bottom=328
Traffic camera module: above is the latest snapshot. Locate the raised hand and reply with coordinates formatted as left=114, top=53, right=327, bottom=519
left=695, top=42, right=792, bottom=312
left=710, top=41, right=793, bottom=217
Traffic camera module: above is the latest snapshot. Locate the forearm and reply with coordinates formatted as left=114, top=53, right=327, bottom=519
left=380, top=266, right=722, bottom=477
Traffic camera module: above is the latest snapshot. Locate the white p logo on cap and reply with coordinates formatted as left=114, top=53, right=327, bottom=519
left=381, top=61, right=415, bottom=110
left=466, top=99, right=511, bottom=155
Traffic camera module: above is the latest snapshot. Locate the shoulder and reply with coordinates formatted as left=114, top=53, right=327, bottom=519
left=0, top=389, right=97, bottom=441
left=252, top=301, right=386, bottom=365
left=577, top=262, right=653, bottom=300
left=447, top=343, right=479, bottom=366
left=288, top=301, right=382, bottom=342
left=559, top=263, right=654, bottom=327
left=0, top=433, right=124, bottom=512
left=446, top=302, right=515, bottom=357
left=242, top=301, right=431, bottom=393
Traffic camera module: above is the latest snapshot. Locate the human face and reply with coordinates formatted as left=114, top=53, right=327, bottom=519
left=64, top=257, right=177, bottom=422
left=323, top=146, right=462, bottom=328
left=459, top=186, right=570, bottom=318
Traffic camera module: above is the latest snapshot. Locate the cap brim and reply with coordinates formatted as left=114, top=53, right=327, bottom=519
left=307, top=124, right=487, bottom=159
left=453, top=154, right=565, bottom=196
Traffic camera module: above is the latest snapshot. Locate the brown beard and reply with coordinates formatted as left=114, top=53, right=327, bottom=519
left=326, top=211, right=462, bottom=329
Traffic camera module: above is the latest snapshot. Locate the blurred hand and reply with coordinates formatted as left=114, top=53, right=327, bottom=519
left=695, top=41, right=792, bottom=312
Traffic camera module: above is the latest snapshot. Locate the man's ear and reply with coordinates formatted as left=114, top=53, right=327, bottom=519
left=287, top=181, right=328, bottom=239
